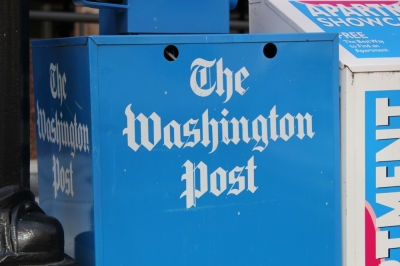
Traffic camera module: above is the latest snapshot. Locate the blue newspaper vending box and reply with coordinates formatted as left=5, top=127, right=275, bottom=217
left=32, top=33, right=340, bottom=265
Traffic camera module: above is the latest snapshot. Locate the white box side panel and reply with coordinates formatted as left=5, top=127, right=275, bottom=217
left=340, top=67, right=359, bottom=266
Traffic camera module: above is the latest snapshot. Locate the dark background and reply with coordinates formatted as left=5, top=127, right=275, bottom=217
left=29, top=0, right=249, bottom=38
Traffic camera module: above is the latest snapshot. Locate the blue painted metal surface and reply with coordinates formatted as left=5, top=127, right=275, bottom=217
left=32, top=33, right=340, bottom=265
left=73, top=0, right=237, bottom=34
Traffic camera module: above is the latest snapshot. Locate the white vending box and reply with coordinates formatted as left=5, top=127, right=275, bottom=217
left=250, top=1, right=400, bottom=265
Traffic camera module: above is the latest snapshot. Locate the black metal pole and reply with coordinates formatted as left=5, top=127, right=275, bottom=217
left=30, top=10, right=99, bottom=23
left=0, top=2, right=78, bottom=265
left=0, top=0, right=30, bottom=189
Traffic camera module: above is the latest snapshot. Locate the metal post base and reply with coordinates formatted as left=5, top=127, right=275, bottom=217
left=0, top=186, right=79, bottom=266
left=34, top=255, right=78, bottom=266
